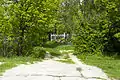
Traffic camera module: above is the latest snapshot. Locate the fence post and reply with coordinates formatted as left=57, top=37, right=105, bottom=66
left=64, top=33, right=65, bottom=39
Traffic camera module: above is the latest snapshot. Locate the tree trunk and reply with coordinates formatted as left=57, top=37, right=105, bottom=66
left=18, top=22, right=25, bottom=56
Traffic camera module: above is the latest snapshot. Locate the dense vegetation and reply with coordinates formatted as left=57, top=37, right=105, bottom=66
left=72, top=0, right=120, bottom=56
left=0, top=0, right=120, bottom=78
left=0, top=0, right=62, bottom=57
left=0, top=0, right=120, bottom=57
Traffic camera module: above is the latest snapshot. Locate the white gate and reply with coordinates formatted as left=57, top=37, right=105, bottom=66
left=50, top=33, right=69, bottom=41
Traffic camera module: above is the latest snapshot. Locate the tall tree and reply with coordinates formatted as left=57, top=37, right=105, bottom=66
left=58, top=0, right=81, bottom=34
left=73, top=0, right=120, bottom=55
left=0, top=0, right=61, bottom=56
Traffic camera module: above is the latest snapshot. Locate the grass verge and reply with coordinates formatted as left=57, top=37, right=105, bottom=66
left=0, top=56, right=41, bottom=75
left=57, top=59, right=75, bottom=64
left=44, top=45, right=74, bottom=57
left=0, top=44, right=74, bottom=75
left=77, top=55, right=120, bottom=79
left=55, top=45, right=74, bottom=51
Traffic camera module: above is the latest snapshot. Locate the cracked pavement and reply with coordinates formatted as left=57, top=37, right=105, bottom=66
left=0, top=53, right=110, bottom=80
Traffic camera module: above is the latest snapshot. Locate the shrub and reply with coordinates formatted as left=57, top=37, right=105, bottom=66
left=45, top=48, right=61, bottom=57
left=73, top=23, right=107, bottom=55
left=73, top=0, right=120, bottom=56
left=31, top=47, right=46, bottom=58
left=73, top=0, right=109, bottom=56
left=43, top=41, right=59, bottom=48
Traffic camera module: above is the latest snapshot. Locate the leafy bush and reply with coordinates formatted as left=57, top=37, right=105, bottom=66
left=73, top=0, right=110, bottom=56
left=43, top=40, right=68, bottom=48
left=72, top=0, right=120, bottom=56
left=114, top=33, right=120, bottom=40
left=31, top=47, right=46, bottom=58
left=57, top=38, right=66, bottom=44
left=43, top=41, right=60, bottom=48
left=45, top=48, right=61, bottom=56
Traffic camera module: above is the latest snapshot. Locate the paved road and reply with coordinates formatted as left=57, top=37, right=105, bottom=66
left=1, top=60, right=85, bottom=80
left=0, top=53, right=110, bottom=80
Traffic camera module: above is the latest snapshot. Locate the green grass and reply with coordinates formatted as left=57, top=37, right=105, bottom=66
left=0, top=62, right=16, bottom=76
left=44, top=44, right=75, bottom=64
left=57, top=59, right=75, bottom=64
left=44, top=48, right=61, bottom=56
left=77, top=55, right=120, bottom=79
left=0, top=56, right=42, bottom=75
left=55, top=45, right=74, bottom=51
left=43, top=40, right=74, bottom=56
left=0, top=44, right=74, bottom=76
left=44, top=45, right=74, bottom=57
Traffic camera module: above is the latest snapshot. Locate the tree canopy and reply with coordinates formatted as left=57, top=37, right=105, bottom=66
left=0, top=0, right=62, bottom=56
left=0, top=0, right=120, bottom=57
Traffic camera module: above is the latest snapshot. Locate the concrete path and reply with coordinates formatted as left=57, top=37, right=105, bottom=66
left=69, top=53, right=110, bottom=80
left=0, top=54, right=110, bottom=80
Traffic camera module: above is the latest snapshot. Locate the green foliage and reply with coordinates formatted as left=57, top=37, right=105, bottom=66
left=73, top=0, right=107, bottom=55
left=31, top=44, right=74, bottom=58
left=45, top=48, right=61, bottom=56
left=58, top=0, right=80, bottom=34
left=72, top=0, right=120, bottom=55
left=0, top=56, right=41, bottom=76
left=0, top=62, right=16, bottom=75
left=0, top=0, right=119, bottom=57
left=43, top=41, right=60, bottom=48
left=0, top=56, right=41, bottom=63
left=57, top=38, right=66, bottom=44
left=114, top=33, right=120, bottom=40
left=0, top=56, right=42, bottom=75
left=43, top=40, right=68, bottom=48
left=0, top=0, right=62, bottom=56
left=31, top=47, right=46, bottom=58
left=44, top=44, right=74, bottom=57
